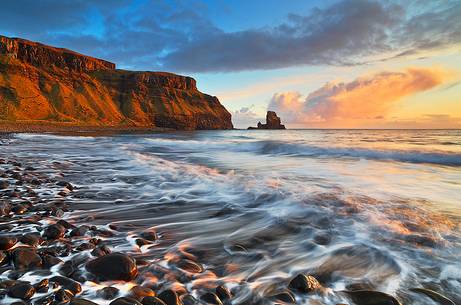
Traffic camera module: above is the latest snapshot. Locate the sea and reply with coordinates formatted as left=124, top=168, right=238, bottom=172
left=1, top=129, right=460, bottom=304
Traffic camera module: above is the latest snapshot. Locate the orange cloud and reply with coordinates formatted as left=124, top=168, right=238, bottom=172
left=269, top=67, right=453, bottom=127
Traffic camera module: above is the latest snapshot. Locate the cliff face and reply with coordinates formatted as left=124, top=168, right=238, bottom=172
left=0, top=35, right=233, bottom=130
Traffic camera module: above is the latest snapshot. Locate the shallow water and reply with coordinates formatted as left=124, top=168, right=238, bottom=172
left=1, top=129, right=461, bottom=304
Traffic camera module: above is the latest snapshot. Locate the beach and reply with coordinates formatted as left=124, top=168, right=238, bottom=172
left=0, top=130, right=460, bottom=305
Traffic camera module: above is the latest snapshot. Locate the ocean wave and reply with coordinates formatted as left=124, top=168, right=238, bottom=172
left=143, top=137, right=461, bottom=166
left=245, top=141, right=461, bottom=166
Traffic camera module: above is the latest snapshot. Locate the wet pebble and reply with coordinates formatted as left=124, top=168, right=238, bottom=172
left=158, top=290, right=181, bottom=305
left=342, top=290, right=402, bottom=305
left=215, top=285, right=231, bottom=301
left=70, top=299, right=100, bottom=305
left=33, top=278, right=49, bottom=293
left=140, top=230, right=158, bottom=241
left=410, top=288, right=455, bottom=305
left=11, top=247, right=42, bottom=270
left=11, top=204, right=27, bottom=215
left=143, top=296, right=168, bottom=305
left=98, top=286, right=120, bottom=300
left=201, top=292, right=223, bottom=305
left=0, top=250, right=7, bottom=265
left=55, top=288, right=74, bottom=303
left=268, top=290, right=296, bottom=303
left=20, top=233, right=42, bottom=247
left=288, top=274, right=322, bottom=293
left=110, top=297, right=142, bottom=305
left=129, top=285, right=156, bottom=300
left=43, top=223, right=66, bottom=240
left=50, top=275, right=82, bottom=295
left=0, top=179, right=9, bottom=189
left=0, top=202, right=11, bottom=216
left=86, top=253, right=138, bottom=281
left=8, top=282, right=35, bottom=300
left=176, top=259, right=203, bottom=273
left=70, top=225, right=90, bottom=237
left=0, top=236, right=17, bottom=250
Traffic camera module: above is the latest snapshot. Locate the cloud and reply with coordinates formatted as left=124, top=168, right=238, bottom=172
left=231, top=106, right=264, bottom=128
left=269, top=67, right=452, bottom=127
left=1, top=0, right=460, bottom=72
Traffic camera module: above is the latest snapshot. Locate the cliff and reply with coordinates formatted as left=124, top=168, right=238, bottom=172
left=248, top=111, right=286, bottom=129
left=0, top=35, right=233, bottom=130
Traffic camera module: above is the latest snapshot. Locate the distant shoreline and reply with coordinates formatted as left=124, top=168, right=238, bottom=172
left=0, top=122, right=174, bottom=134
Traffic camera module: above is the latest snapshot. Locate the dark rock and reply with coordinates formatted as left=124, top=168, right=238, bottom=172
left=57, top=181, right=74, bottom=191
left=143, top=296, right=168, bottom=305
left=0, top=236, right=17, bottom=250
left=8, top=282, right=35, bottom=299
left=70, top=299, right=100, bottom=305
left=43, top=223, right=66, bottom=240
left=248, top=111, right=286, bottom=130
left=0, top=201, right=11, bottom=215
left=0, top=250, right=7, bottom=265
left=158, top=290, right=180, bottom=305
left=70, top=226, right=90, bottom=237
left=98, top=286, right=120, bottom=300
left=342, top=290, right=402, bottom=305
left=140, top=230, right=158, bottom=241
left=180, top=295, right=197, bottom=305
left=42, top=254, right=63, bottom=268
left=176, top=259, right=203, bottom=273
left=76, top=242, right=95, bottom=251
left=110, top=297, right=142, bottom=305
left=215, top=285, right=231, bottom=301
left=268, top=290, right=296, bottom=303
left=135, top=238, right=152, bottom=247
left=11, top=247, right=42, bottom=270
left=0, top=179, right=9, bottom=189
left=54, top=288, right=74, bottom=303
left=288, top=274, right=322, bottom=293
left=410, top=288, right=455, bottom=305
left=11, top=204, right=27, bottom=215
left=91, top=245, right=111, bottom=257
left=129, top=285, right=156, bottom=300
left=20, top=233, right=42, bottom=247
left=34, top=279, right=49, bottom=293
left=50, top=276, right=82, bottom=295
left=86, top=253, right=137, bottom=281
left=30, top=178, right=41, bottom=186
left=313, top=233, right=331, bottom=245
left=201, top=292, right=223, bottom=305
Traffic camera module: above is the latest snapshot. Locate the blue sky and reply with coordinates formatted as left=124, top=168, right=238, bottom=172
left=1, top=0, right=460, bottom=128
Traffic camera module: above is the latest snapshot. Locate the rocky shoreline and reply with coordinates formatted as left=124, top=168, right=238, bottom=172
left=0, top=122, right=173, bottom=134
left=0, top=139, right=456, bottom=305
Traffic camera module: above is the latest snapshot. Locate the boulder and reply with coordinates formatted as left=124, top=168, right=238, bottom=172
left=86, top=253, right=137, bottom=281
left=288, top=274, right=322, bottom=293
left=11, top=247, right=42, bottom=270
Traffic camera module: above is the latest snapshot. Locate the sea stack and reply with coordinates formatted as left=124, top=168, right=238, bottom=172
left=248, top=111, right=286, bottom=129
left=0, top=35, right=233, bottom=130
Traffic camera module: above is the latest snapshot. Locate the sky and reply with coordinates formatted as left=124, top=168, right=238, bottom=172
left=1, top=0, right=460, bottom=128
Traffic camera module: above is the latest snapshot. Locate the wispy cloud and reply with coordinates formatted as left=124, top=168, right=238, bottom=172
left=231, top=106, right=264, bottom=128
left=269, top=67, right=453, bottom=127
